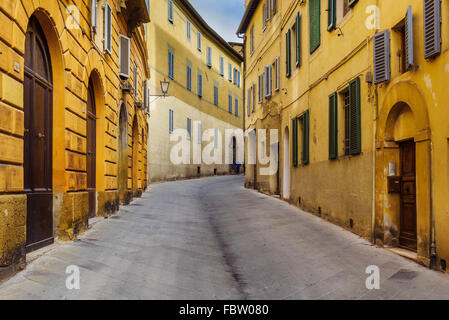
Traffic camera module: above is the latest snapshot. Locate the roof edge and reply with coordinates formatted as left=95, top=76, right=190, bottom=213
left=237, top=0, right=260, bottom=35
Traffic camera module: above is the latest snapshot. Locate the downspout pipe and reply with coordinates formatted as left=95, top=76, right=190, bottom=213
left=430, top=141, right=437, bottom=269
left=237, top=33, right=246, bottom=174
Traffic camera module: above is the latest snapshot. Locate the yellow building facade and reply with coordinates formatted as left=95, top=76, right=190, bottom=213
left=239, top=0, right=449, bottom=272
left=0, top=0, right=150, bottom=279
left=147, top=0, right=243, bottom=182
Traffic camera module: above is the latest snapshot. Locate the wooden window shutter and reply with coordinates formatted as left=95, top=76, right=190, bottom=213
left=247, top=89, right=251, bottom=116
left=187, top=118, right=191, bottom=140
left=349, top=77, right=361, bottom=155
left=133, top=62, right=138, bottom=98
left=144, top=79, right=149, bottom=112
left=268, top=65, right=272, bottom=97
left=252, top=84, right=256, bottom=112
left=264, top=67, right=268, bottom=97
left=309, top=0, right=321, bottom=54
left=373, top=29, right=390, bottom=84
left=235, top=98, right=239, bottom=116
left=329, top=93, right=338, bottom=160
left=404, top=6, right=414, bottom=70
left=286, top=29, right=291, bottom=77
left=220, top=57, right=224, bottom=76
left=91, top=0, right=97, bottom=32
left=296, top=13, right=301, bottom=66
left=197, top=32, right=202, bottom=51
left=327, top=0, right=336, bottom=31
left=119, top=34, right=130, bottom=78
left=104, top=1, right=112, bottom=54
left=187, top=20, right=191, bottom=40
left=275, top=57, right=280, bottom=91
left=272, top=0, right=277, bottom=15
left=198, top=72, right=202, bottom=97
left=292, top=118, right=298, bottom=167
left=302, top=111, right=310, bottom=165
left=168, top=0, right=174, bottom=22
left=263, top=2, right=267, bottom=30
left=423, top=0, right=441, bottom=59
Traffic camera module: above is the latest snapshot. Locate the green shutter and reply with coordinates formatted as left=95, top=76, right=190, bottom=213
left=327, top=0, right=336, bottom=31
left=296, top=13, right=301, bottom=66
left=309, top=0, right=321, bottom=54
left=329, top=93, right=338, bottom=160
left=292, top=117, right=298, bottom=167
left=349, top=77, right=361, bottom=155
left=286, top=29, right=291, bottom=77
left=302, top=110, right=310, bottom=165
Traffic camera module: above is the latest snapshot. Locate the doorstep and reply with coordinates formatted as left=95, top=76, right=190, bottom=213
left=386, top=247, right=418, bottom=262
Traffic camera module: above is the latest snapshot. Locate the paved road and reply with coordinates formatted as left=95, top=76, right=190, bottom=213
left=1, top=175, right=449, bottom=300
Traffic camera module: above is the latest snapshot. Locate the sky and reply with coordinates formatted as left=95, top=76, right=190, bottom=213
left=189, top=0, right=245, bottom=43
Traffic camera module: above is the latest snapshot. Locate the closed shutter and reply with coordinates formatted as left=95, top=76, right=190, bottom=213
left=168, top=51, right=174, bottom=79
left=198, top=73, right=202, bottom=97
left=228, top=64, right=232, bottom=81
left=133, top=62, right=138, bottom=98
left=327, top=0, right=336, bottom=31
left=263, top=2, right=267, bottom=30
left=272, top=0, right=277, bottom=15
left=247, top=89, right=251, bottom=116
left=229, top=94, right=232, bottom=113
left=220, top=57, right=224, bottom=76
left=349, top=77, right=361, bottom=155
left=292, top=118, right=298, bottom=167
left=186, top=65, right=191, bottom=90
left=329, top=93, right=338, bottom=160
left=258, top=74, right=263, bottom=103
left=169, top=109, right=174, bottom=133
left=296, top=13, right=301, bottom=66
left=404, top=6, right=414, bottom=70
left=197, top=32, right=202, bottom=51
left=207, top=47, right=212, bottom=67
left=168, top=0, right=173, bottom=22
left=238, top=71, right=241, bottom=87
left=104, top=1, right=112, bottom=54
left=275, top=57, right=280, bottom=91
left=264, top=67, right=268, bottom=97
left=302, top=110, right=310, bottom=165
left=91, top=0, right=97, bottom=32
left=119, top=34, right=130, bottom=78
left=286, top=29, right=291, bottom=77
left=423, top=0, right=441, bottom=59
left=267, top=65, right=272, bottom=97
left=309, top=0, right=321, bottom=54
left=373, top=29, right=390, bottom=84
left=187, top=118, right=191, bottom=140
left=235, top=98, right=238, bottom=116
left=187, top=20, right=191, bottom=40
left=252, top=84, right=255, bottom=112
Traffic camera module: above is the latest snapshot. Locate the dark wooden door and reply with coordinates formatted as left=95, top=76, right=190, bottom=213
left=24, top=17, right=54, bottom=253
left=87, top=79, right=96, bottom=218
left=399, top=140, right=417, bottom=251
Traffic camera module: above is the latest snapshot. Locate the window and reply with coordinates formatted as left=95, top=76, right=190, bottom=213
left=119, top=34, right=130, bottom=78
left=423, top=0, right=441, bottom=59
left=187, top=20, right=191, bottom=40
left=237, top=71, right=241, bottom=88
left=228, top=94, right=233, bottom=113
left=247, top=88, right=251, bottom=116
left=252, top=83, right=256, bottom=111
left=250, top=25, right=255, bottom=54
left=228, top=63, right=232, bottom=81
left=197, top=71, right=203, bottom=97
left=214, top=85, right=218, bottom=106
left=286, top=29, right=291, bottom=77
left=104, top=0, right=112, bottom=54
left=233, top=68, right=237, bottom=85
left=197, top=32, right=202, bottom=51
left=274, top=57, right=280, bottom=91
left=186, top=64, right=192, bottom=91
left=342, top=78, right=361, bottom=156
left=219, top=57, right=224, bottom=76
left=133, top=62, right=138, bottom=98
left=258, top=74, right=263, bottom=103
left=393, top=8, right=413, bottom=74
left=168, top=50, right=174, bottom=79
left=207, top=47, right=212, bottom=67
left=169, top=109, right=174, bottom=134
left=373, top=30, right=390, bottom=84
left=235, top=97, right=239, bottom=116
left=329, top=93, right=338, bottom=159
left=292, top=111, right=310, bottom=166
left=187, top=118, right=192, bottom=140
left=91, top=0, right=97, bottom=32
left=168, top=0, right=174, bottom=23
left=144, top=79, right=150, bottom=113
left=264, top=65, right=272, bottom=98
left=295, top=13, right=301, bottom=66
left=263, top=2, right=267, bottom=30
left=309, top=0, right=321, bottom=54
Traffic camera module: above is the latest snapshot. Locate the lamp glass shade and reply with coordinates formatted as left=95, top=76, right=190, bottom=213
left=160, top=80, right=170, bottom=95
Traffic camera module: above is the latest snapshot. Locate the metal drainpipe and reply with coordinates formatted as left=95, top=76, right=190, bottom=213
left=237, top=33, right=246, bottom=174
left=430, top=141, right=437, bottom=269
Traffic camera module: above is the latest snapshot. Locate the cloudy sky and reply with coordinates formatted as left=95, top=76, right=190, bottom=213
left=189, top=0, right=245, bottom=43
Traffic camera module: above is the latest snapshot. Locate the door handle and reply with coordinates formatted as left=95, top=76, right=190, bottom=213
left=36, top=133, right=45, bottom=139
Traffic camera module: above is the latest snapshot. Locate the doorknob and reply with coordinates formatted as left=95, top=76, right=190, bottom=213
left=36, top=133, right=45, bottom=139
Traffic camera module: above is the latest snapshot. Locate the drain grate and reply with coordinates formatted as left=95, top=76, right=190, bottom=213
left=389, top=269, right=419, bottom=281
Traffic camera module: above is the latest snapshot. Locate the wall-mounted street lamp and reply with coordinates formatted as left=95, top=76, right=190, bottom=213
left=149, top=78, right=171, bottom=98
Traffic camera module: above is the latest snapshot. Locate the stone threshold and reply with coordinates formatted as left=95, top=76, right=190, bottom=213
left=385, top=247, right=418, bottom=262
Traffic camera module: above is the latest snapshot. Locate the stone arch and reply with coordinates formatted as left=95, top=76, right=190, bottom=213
left=375, top=80, right=432, bottom=265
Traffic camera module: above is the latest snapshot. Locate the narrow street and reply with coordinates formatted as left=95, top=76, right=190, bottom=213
left=1, top=176, right=449, bottom=300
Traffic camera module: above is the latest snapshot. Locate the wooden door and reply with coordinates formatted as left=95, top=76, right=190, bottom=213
left=87, top=79, right=96, bottom=218
left=399, top=140, right=417, bottom=251
left=24, top=17, right=54, bottom=252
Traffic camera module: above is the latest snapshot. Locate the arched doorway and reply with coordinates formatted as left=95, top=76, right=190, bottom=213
left=283, top=126, right=290, bottom=200
left=118, top=103, right=128, bottom=204
left=24, top=16, right=54, bottom=252
left=132, top=116, right=139, bottom=194
left=87, top=77, right=96, bottom=218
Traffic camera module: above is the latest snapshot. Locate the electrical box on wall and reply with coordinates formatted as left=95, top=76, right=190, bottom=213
left=388, top=176, right=401, bottom=194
